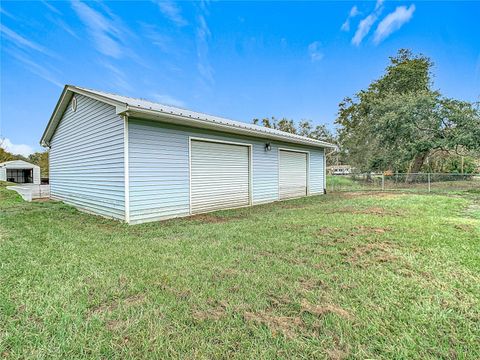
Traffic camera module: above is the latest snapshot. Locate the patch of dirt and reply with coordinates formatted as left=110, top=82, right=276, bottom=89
left=454, top=223, right=476, bottom=232
left=348, top=225, right=391, bottom=236
left=300, top=299, right=353, bottom=321
left=188, top=213, right=246, bottom=223
left=89, top=294, right=146, bottom=316
left=339, top=283, right=357, bottom=291
left=211, top=268, right=240, bottom=282
left=283, top=256, right=309, bottom=265
left=326, top=349, right=350, bottom=360
left=267, top=293, right=292, bottom=308
left=228, top=285, right=240, bottom=293
left=298, top=277, right=326, bottom=292
left=106, top=319, right=128, bottom=331
left=160, top=285, right=191, bottom=300
left=123, top=294, right=145, bottom=306
left=343, top=242, right=399, bottom=267
left=243, top=311, right=304, bottom=339
left=192, top=300, right=228, bottom=321
left=282, top=223, right=306, bottom=231
left=279, top=203, right=308, bottom=209
left=329, top=206, right=403, bottom=216
left=316, top=227, right=341, bottom=236
left=257, top=250, right=309, bottom=266
left=338, top=192, right=404, bottom=200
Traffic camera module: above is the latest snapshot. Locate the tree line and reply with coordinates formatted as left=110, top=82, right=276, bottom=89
left=2, top=50, right=479, bottom=179
left=252, top=49, right=480, bottom=174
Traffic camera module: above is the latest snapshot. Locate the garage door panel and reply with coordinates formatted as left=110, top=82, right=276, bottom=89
left=191, top=140, right=250, bottom=213
left=279, top=150, right=307, bottom=199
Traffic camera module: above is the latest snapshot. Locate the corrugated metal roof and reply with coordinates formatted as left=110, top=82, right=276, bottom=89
left=41, top=85, right=336, bottom=148
left=75, top=86, right=335, bottom=148
left=0, top=160, right=39, bottom=168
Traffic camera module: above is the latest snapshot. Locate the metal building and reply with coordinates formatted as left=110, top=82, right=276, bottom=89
left=41, top=85, right=335, bottom=224
left=0, top=160, right=40, bottom=184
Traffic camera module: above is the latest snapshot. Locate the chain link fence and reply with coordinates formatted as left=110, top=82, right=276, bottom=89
left=327, top=173, right=480, bottom=194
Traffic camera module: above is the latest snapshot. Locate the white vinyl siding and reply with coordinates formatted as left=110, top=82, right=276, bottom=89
left=128, top=119, right=325, bottom=224
left=190, top=140, right=250, bottom=213
left=49, top=94, right=125, bottom=220
left=279, top=150, right=308, bottom=199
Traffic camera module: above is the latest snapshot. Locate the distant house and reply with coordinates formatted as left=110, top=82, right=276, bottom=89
left=41, top=85, right=336, bottom=224
left=0, top=160, right=40, bottom=184
left=328, top=165, right=352, bottom=175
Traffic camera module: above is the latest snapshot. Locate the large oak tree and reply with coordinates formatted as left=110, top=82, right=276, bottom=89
left=336, top=49, right=480, bottom=174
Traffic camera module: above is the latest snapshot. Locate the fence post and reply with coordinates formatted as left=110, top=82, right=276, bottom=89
left=428, top=173, right=431, bottom=193
left=381, top=174, right=385, bottom=191
left=331, top=175, right=334, bottom=193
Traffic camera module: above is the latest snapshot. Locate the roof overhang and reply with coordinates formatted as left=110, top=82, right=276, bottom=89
left=40, top=85, right=336, bottom=149
left=40, top=85, right=127, bottom=147
left=122, top=107, right=336, bottom=149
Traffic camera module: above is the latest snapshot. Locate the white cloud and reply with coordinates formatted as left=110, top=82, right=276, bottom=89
left=374, top=5, right=416, bottom=44
left=99, top=61, right=132, bottom=92
left=1, top=138, right=35, bottom=157
left=41, top=0, right=62, bottom=14
left=140, top=23, right=172, bottom=53
left=71, top=1, right=124, bottom=58
left=151, top=93, right=186, bottom=107
left=308, top=41, right=324, bottom=62
left=0, top=24, right=54, bottom=56
left=196, top=11, right=214, bottom=86
left=351, top=0, right=384, bottom=46
left=6, top=48, right=63, bottom=88
left=0, top=6, right=17, bottom=20
left=154, top=0, right=187, bottom=27
left=52, top=19, right=80, bottom=40
left=341, top=5, right=360, bottom=32
left=352, top=13, right=378, bottom=46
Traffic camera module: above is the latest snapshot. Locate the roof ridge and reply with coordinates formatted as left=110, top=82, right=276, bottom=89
left=74, top=86, right=196, bottom=113
left=51, top=85, right=336, bottom=149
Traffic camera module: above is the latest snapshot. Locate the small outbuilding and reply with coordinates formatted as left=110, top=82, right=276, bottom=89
left=41, top=85, right=336, bottom=224
left=0, top=160, right=40, bottom=184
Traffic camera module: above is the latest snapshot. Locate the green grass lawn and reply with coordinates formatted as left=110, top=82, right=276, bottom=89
left=1, top=183, right=479, bottom=359
left=327, top=174, right=480, bottom=194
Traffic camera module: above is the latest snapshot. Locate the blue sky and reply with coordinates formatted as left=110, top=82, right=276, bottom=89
left=1, top=0, right=479, bottom=155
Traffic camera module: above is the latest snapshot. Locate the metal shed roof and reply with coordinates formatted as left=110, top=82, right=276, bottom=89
left=41, top=85, right=336, bottom=149
left=0, top=160, right=40, bottom=169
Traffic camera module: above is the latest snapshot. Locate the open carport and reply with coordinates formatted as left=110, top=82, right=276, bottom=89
left=0, top=160, right=40, bottom=184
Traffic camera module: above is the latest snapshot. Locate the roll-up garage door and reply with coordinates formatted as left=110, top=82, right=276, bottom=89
left=191, top=140, right=250, bottom=214
left=279, top=150, right=308, bottom=199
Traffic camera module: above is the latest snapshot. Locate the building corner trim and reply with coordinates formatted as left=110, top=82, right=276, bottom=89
left=124, top=115, right=130, bottom=223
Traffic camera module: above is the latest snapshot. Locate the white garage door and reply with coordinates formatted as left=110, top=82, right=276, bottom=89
left=191, top=140, right=250, bottom=214
left=279, top=150, right=308, bottom=199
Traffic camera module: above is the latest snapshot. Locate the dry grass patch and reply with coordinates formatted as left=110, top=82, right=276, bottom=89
left=338, top=192, right=405, bottom=200
left=243, top=311, right=303, bottom=339
left=454, top=223, right=476, bottom=232
left=89, top=294, right=146, bottom=317
left=349, top=225, right=391, bottom=236
left=343, top=242, right=400, bottom=267
left=300, top=299, right=353, bottom=321
left=316, top=227, right=341, bottom=236
left=267, top=293, right=292, bottom=309
left=187, top=213, right=246, bottom=223
left=329, top=206, right=403, bottom=216
left=192, top=301, right=228, bottom=322
left=297, top=277, right=327, bottom=292
left=325, top=348, right=350, bottom=360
